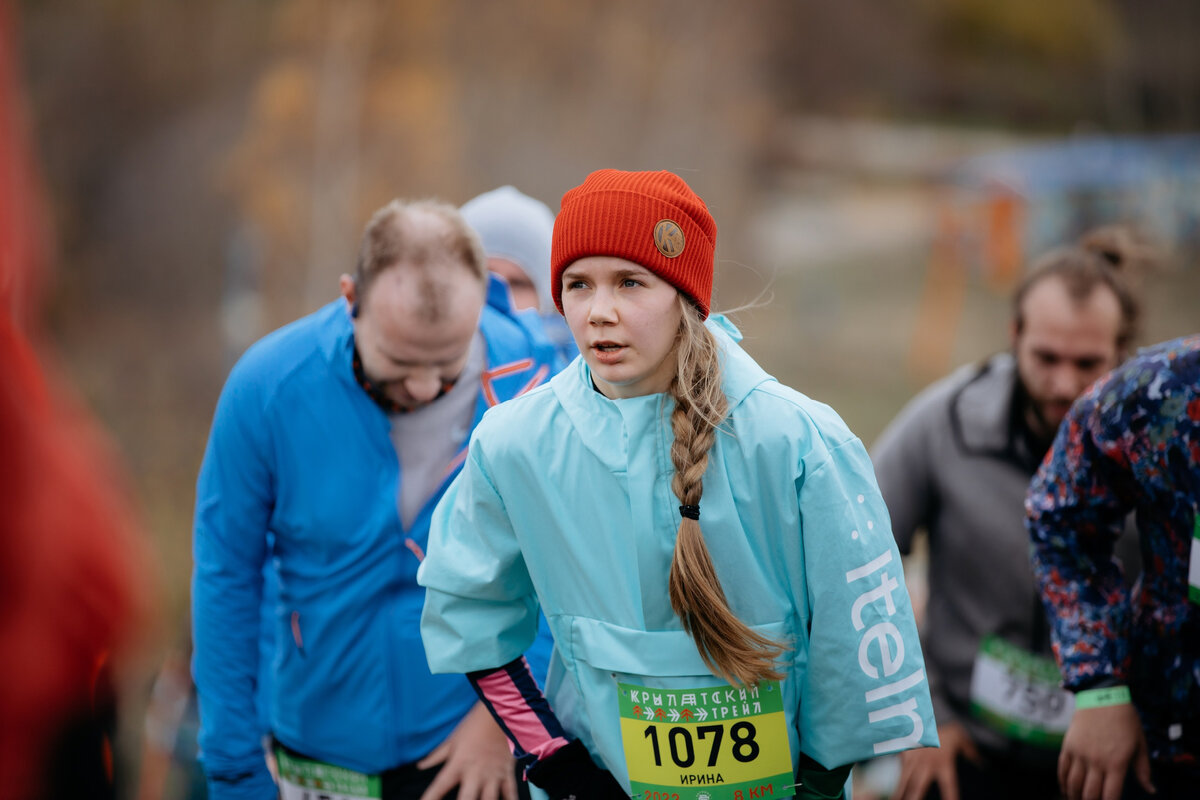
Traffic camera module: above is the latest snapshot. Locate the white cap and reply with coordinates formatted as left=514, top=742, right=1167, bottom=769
left=461, top=186, right=556, bottom=315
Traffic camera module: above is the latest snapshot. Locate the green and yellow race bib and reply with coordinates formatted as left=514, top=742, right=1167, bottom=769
left=275, top=747, right=382, bottom=800
left=617, top=681, right=795, bottom=800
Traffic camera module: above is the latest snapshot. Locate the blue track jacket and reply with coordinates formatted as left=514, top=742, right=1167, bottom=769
left=193, top=277, right=557, bottom=799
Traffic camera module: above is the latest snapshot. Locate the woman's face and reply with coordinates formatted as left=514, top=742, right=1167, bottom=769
left=561, top=256, right=683, bottom=399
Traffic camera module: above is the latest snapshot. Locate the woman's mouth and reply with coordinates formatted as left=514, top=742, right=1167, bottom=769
left=591, top=342, right=625, bottom=363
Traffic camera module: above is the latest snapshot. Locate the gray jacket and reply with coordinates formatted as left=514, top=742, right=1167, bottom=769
left=871, top=353, right=1136, bottom=758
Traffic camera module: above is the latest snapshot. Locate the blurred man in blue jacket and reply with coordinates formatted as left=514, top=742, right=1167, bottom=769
left=192, top=198, right=557, bottom=800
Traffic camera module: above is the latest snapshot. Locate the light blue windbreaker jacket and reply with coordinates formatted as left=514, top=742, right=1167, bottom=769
left=193, top=277, right=557, bottom=799
left=419, top=317, right=938, bottom=789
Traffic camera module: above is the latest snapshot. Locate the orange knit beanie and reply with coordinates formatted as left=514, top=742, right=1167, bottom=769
left=551, top=169, right=717, bottom=318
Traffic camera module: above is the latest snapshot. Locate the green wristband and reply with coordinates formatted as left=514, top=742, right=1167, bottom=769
left=1075, top=685, right=1132, bottom=709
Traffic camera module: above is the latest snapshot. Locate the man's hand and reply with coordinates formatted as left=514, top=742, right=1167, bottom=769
left=891, top=721, right=979, bottom=800
left=1058, top=704, right=1153, bottom=800
left=417, top=701, right=518, bottom=800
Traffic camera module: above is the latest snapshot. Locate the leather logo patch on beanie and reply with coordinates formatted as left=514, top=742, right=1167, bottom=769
left=551, top=169, right=717, bottom=318
left=653, top=219, right=685, bottom=258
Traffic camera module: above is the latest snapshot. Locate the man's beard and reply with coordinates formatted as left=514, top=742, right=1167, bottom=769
left=1014, top=379, right=1065, bottom=459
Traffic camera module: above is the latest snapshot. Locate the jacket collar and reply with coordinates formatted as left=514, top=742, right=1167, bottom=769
left=548, top=314, right=775, bottom=469
left=949, top=352, right=1043, bottom=471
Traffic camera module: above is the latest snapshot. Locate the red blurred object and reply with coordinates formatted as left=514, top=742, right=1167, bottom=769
left=0, top=0, right=48, bottom=325
left=0, top=2, right=148, bottom=798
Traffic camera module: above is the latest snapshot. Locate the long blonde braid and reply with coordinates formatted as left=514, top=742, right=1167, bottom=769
left=667, top=297, right=786, bottom=686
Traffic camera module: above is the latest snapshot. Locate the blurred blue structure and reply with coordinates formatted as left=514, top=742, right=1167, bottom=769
left=908, top=133, right=1200, bottom=382
left=945, top=134, right=1200, bottom=284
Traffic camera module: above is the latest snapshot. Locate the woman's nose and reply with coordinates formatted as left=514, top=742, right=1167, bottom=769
left=588, top=289, right=617, bottom=325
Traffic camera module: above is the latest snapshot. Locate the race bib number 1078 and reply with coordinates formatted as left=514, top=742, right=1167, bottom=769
left=617, top=681, right=795, bottom=800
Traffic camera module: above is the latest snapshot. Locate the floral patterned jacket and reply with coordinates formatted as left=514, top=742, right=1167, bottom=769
left=1026, top=333, right=1200, bottom=764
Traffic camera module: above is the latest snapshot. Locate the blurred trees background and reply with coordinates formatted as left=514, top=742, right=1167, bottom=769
left=13, top=0, right=1200, bottom=744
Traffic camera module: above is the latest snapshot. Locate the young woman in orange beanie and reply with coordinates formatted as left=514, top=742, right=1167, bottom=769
left=419, top=169, right=937, bottom=800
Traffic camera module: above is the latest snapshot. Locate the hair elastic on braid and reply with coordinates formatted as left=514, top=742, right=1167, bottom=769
left=679, top=504, right=700, bottom=520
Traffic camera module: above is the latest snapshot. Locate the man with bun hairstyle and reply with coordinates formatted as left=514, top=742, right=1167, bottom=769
left=872, top=227, right=1153, bottom=800
left=192, top=198, right=557, bottom=800
left=419, top=169, right=937, bottom=800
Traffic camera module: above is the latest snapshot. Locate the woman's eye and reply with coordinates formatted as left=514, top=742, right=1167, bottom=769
left=566, top=280, right=587, bottom=290
left=622, top=278, right=642, bottom=288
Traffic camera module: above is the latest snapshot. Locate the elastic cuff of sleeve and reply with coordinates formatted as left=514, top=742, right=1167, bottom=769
left=1075, top=685, right=1132, bottom=709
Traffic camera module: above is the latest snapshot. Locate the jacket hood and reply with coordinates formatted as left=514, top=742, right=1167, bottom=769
left=707, top=313, right=776, bottom=407
left=948, top=352, right=1041, bottom=470
left=953, top=355, right=1014, bottom=445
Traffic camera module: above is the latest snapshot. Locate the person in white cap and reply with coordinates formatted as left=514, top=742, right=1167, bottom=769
left=461, top=186, right=578, bottom=366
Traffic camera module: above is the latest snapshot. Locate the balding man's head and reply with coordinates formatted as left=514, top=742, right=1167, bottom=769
left=340, top=199, right=489, bottom=412
left=353, top=200, right=487, bottom=308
